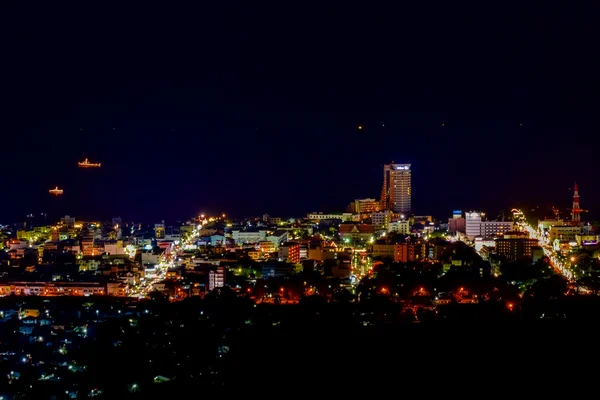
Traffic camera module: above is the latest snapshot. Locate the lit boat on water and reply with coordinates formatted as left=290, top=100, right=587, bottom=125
left=78, top=158, right=101, bottom=168
left=49, top=187, right=63, bottom=196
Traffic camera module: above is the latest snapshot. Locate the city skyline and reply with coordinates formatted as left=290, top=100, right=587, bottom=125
left=2, top=4, right=599, bottom=222
left=2, top=171, right=590, bottom=225
left=0, top=164, right=590, bottom=224
left=1, top=3, right=599, bottom=396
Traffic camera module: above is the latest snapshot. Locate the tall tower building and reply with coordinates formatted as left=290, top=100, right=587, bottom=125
left=380, top=162, right=412, bottom=213
left=572, top=182, right=582, bottom=226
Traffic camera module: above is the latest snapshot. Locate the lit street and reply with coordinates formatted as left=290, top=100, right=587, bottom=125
left=519, top=216, right=574, bottom=282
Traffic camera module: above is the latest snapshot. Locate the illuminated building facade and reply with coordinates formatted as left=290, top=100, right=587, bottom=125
left=394, top=242, right=426, bottom=263
left=155, top=223, right=165, bottom=239
left=278, top=242, right=300, bottom=263
left=465, top=212, right=483, bottom=239
left=448, top=217, right=466, bottom=233
left=349, top=198, right=380, bottom=214
left=380, top=163, right=411, bottom=213
left=388, top=220, right=410, bottom=234
left=495, top=238, right=538, bottom=261
left=371, top=243, right=395, bottom=258
left=307, top=212, right=354, bottom=222
left=575, top=234, right=599, bottom=246
left=339, top=223, right=375, bottom=243
left=371, top=210, right=392, bottom=231
left=448, top=210, right=465, bottom=234
left=266, top=230, right=288, bottom=249
left=258, top=240, right=276, bottom=253
left=480, top=221, right=513, bottom=237
left=0, top=281, right=105, bottom=296
left=465, top=211, right=513, bottom=239
left=549, top=225, right=580, bottom=241
left=208, top=267, right=226, bottom=291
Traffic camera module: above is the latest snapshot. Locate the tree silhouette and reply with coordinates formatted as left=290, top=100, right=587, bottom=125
left=500, top=259, right=546, bottom=286
left=332, top=289, right=355, bottom=304
left=525, top=275, right=568, bottom=300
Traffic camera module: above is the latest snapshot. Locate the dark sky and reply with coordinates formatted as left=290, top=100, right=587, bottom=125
left=1, top=2, right=600, bottom=223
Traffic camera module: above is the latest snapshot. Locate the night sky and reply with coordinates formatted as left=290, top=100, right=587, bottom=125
left=2, top=2, right=599, bottom=223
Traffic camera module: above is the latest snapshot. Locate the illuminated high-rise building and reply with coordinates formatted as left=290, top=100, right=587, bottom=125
left=380, top=163, right=411, bottom=213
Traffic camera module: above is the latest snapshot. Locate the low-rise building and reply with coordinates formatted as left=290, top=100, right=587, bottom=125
left=388, top=220, right=410, bottom=235
left=371, top=210, right=393, bottom=231
left=349, top=198, right=380, bottom=214
left=575, top=234, right=598, bottom=246
left=107, top=282, right=127, bottom=296
left=248, top=250, right=263, bottom=261
left=306, top=212, right=353, bottom=222
left=448, top=217, right=465, bottom=233
left=549, top=226, right=580, bottom=242
left=232, top=230, right=268, bottom=244
left=394, top=242, right=426, bottom=263
left=258, top=241, right=276, bottom=253
left=480, top=221, right=514, bottom=238
left=266, top=230, right=288, bottom=248
left=278, top=242, right=300, bottom=264
left=0, top=281, right=105, bottom=296
left=371, top=243, right=395, bottom=259
left=209, top=267, right=226, bottom=291
left=339, top=224, right=375, bottom=243
left=474, top=237, right=495, bottom=252
left=262, top=263, right=295, bottom=278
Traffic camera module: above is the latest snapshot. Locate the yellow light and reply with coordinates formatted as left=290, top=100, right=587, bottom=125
left=357, top=125, right=363, bottom=130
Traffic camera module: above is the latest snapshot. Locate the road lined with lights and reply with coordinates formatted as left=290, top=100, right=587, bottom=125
left=132, top=223, right=205, bottom=297
left=131, top=225, right=203, bottom=298
left=543, top=246, right=573, bottom=280
left=517, top=215, right=574, bottom=282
